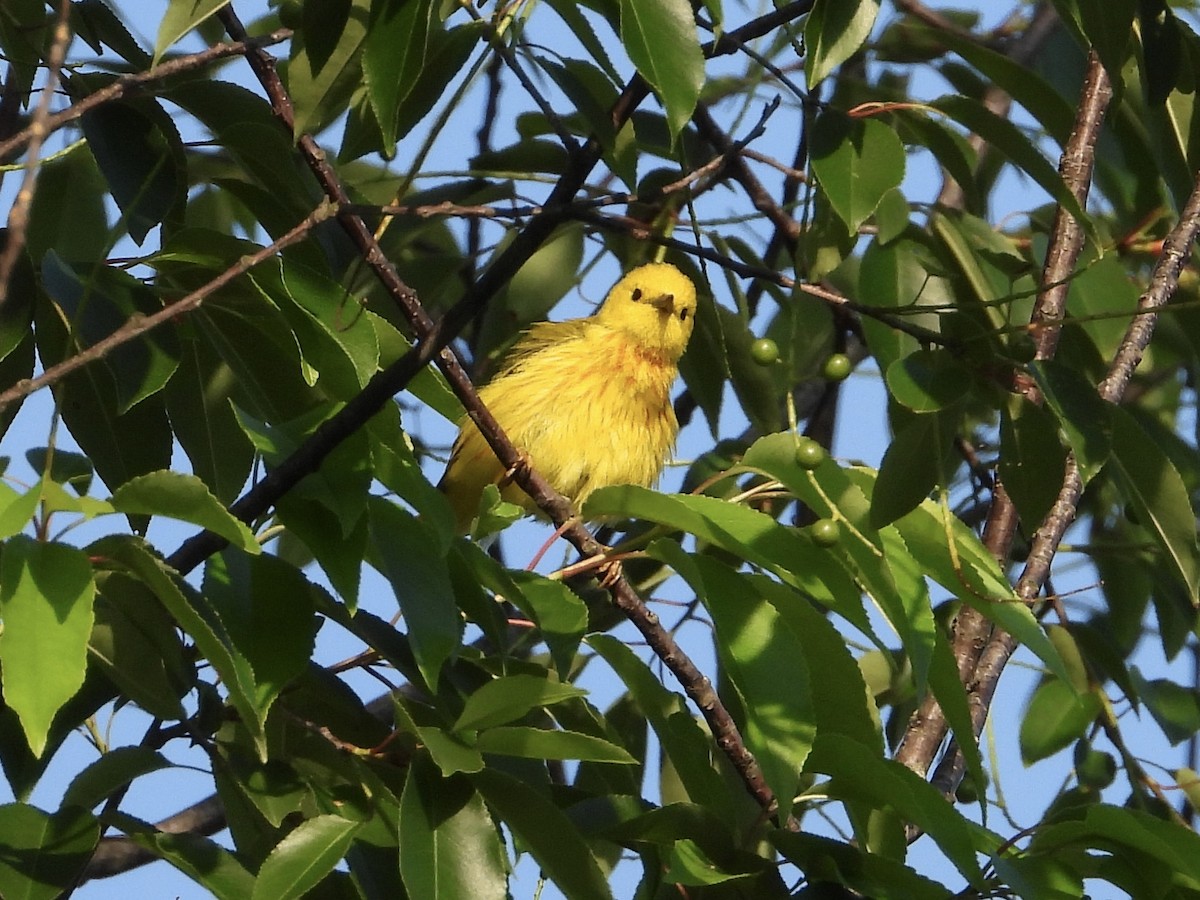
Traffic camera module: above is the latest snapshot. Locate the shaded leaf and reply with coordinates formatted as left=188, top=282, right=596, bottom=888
left=0, top=804, right=99, bottom=900
left=1019, top=679, right=1102, bottom=764
left=471, top=768, right=613, bottom=900
left=1107, top=406, right=1200, bottom=607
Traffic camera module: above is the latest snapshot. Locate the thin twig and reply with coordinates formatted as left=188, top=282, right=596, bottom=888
left=0, top=201, right=336, bottom=411
left=0, top=0, right=71, bottom=309
left=0, top=29, right=293, bottom=164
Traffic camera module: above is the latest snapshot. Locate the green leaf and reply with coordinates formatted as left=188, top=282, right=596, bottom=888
left=886, top=349, right=972, bottom=412
left=418, top=726, right=485, bottom=776
left=931, top=95, right=1090, bottom=226
left=25, top=142, right=109, bottom=265
left=805, top=0, right=881, bottom=87
left=203, top=552, right=319, bottom=720
left=1107, top=406, right=1200, bottom=606
left=63, top=747, right=171, bottom=809
left=742, top=572, right=883, bottom=752
left=656, top=548, right=815, bottom=820
left=111, top=471, right=259, bottom=553
left=878, top=486, right=1073, bottom=686
left=810, top=112, right=906, bottom=233
left=619, top=0, right=704, bottom=138
left=40, top=252, right=181, bottom=415
left=92, top=572, right=190, bottom=720
left=116, top=811, right=255, bottom=898
left=1130, top=667, right=1200, bottom=745
left=1030, top=803, right=1200, bottom=885
left=1028, top=359, right=1113, bottom=483
left=164, top=330, right=255, bottom=504
left=0, top=804, right=99, bottom=900
left=95, top=536, right=265, bottom=756
left=505, top=570, right=588, bottom=678
left=154, top=0, right=231, bottom=65
left=587, top=634, right=732, bottom=820
left=1000, top=396, right=1067, bottom=530
left=399, top=757, right=507, bottom=900
left=251, top=815, right=362, bottom=900
left=805, top=734, right=986, bottom=885
left=584, top=486, right=870, bottom=634
left=0, top=537, right=95, bottom=757
left=383, top=22, right=485, bottom=156
left=80, top=98, right=185, bottom=244
left=363, top=0, right=435, bottom=150
left=471, top=768, right=613, bottom=900
left=268, top=260, right=382, bottom=398
left=453, top=675, right=586, bottom=733
left=872, top=410, right=957, bottom=527
left=475, top=727, right=636, bottom=764
left=931, top=25, right=1076, bottom=145
left=772, top=831, right=954, bottom=899
left=368, top=498, right=461, bottom=690
left=287, top=0, right=370, bottom=138
left=856, top=237, right=940, bottom=374
left=1019, top=679, right=1102, bottom=764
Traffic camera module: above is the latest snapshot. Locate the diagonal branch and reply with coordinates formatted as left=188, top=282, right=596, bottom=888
left=0, top=201, right=335, bottom=411
left=168, top=0, right=821, bottom=824
left=0, top=29, right=293, bottom=165
left=896, top=50, right=1112, bottom=788
left=0, top=0, right=71, bottom=309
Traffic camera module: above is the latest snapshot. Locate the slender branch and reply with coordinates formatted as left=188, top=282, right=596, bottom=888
left=692, top=100, right=802, bottom=242
left=0, top=201, right=336, bottom=411
left=0, top=30, right=293, bottom=164
left=458, top=1, right=579, bottom=153
left=89, top=10, right=825, bottom=879
left=896, top=50, right=1112, bottom=788
left=185, top=0, right=819, bottom=825
left=574, top=209, right=951, bottom=347
left=0, top=0, right=71, bottom=309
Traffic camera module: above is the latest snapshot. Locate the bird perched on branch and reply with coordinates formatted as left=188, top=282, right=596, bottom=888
left=439, top=261, right=699, bottom=534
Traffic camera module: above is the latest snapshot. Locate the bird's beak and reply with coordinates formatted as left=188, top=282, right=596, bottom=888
left=646, top=293, right=675, bottom=314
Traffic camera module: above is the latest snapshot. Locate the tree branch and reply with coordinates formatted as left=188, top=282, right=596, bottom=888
left=0, top=0, right=71, bottom=309
left=897, top=50, right=1112, bottom=790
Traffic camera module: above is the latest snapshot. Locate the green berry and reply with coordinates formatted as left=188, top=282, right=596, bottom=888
left=1076, top=749, right=1117, bottom=789
left=750, top=337, right=779, bottom=366
left=822, top=353, right=852, bottom=381
left=794, top=437, right=827, bottom=469
left=810, top=518, right=840, bottom=547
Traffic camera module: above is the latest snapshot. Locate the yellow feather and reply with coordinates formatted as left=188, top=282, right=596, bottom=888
left=438, top=262, right=698, bottom=534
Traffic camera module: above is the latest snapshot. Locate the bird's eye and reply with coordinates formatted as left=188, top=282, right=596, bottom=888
left=679, top=308, right=690, bottom=321
left=631, top=288, right=643, bottom=302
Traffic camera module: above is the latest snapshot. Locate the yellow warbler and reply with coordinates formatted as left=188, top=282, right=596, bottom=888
left=439, top=261, right=698, bottom=533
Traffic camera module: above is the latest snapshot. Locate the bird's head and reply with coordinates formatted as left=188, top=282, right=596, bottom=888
left=596, top=262, right=698, bottom=361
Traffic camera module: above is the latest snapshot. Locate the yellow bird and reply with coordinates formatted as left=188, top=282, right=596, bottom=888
left=439, top=261, right=699, bottom=534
